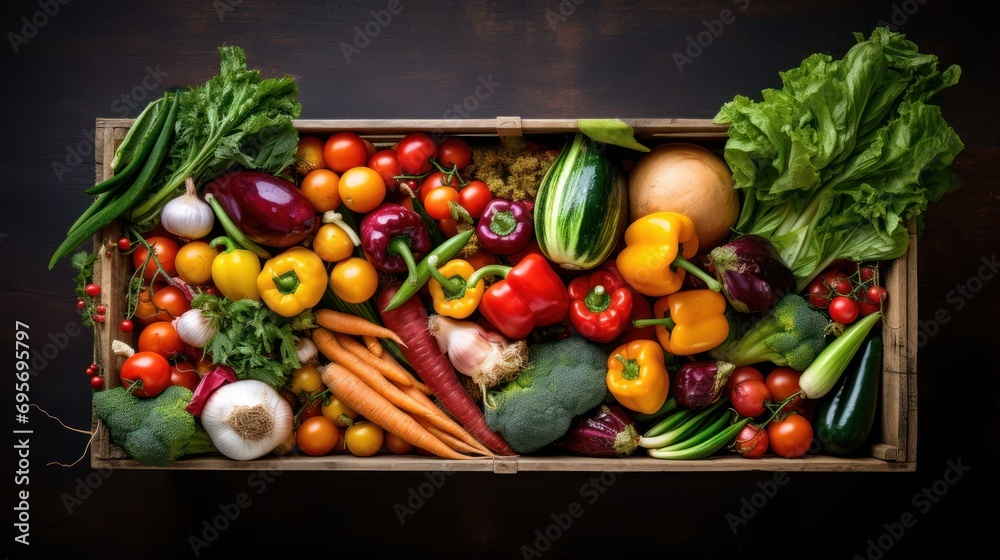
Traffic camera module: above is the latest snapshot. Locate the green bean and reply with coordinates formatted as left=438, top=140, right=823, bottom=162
left=49, top=93, right=179, bottom=269
left=85, top=97, right=166, bottom=195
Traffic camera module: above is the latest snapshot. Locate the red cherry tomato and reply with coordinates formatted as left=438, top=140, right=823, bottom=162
left=396, top=132, right=438, bottom=174
left=170, top=364, right=202, bottom=392
left=84, top=283, right=101, bottom=297
left=731, top=379, right=771, bottom=418
left=119, top=351, right=172, bottom=398
left=823, top=271, right=853, bottom=296
left=866, top=286, right=888, bottom=305
left=420, top=171, right=460, bottom=204
left=367, top=149, right=403, bottom=190
left=436, top=136, right=472, bottom=170
left=767, top=413, right=814, bottom=458
left=90, top=375, right=105, bottom=390
left=828, top=296, right=860, bottom=324
left=323, top=131, right=369, bottom=173
left=765, top=366, right=805, bottom=413
left=859, top=299, right=881, bottom=317
left=806, top=276, right=832, bottom=309
left=119, top=319, right=134, bottom=333
left=458, top=180, right=493, bottom=219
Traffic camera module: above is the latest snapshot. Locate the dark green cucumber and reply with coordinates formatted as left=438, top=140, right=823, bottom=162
left=534, top=132, right=628, bottom=270
left=814, top=333, right=883, bottom=456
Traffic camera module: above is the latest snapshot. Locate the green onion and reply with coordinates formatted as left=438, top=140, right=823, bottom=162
left=798, top=312, right=882, bottom=399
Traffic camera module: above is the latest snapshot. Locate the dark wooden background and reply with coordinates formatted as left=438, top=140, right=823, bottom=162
left=3, top=1, right=997, bottom=558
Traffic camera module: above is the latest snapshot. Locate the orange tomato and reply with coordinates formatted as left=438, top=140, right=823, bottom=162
left=137, top=321, right=186, bottom=358
left=296, top=416, right=340, bottom=456
left=300, top=168, right=342, bottom=213
left=295, top=136, right=327, bottom=175
left=312, top=223, right=356, bottom=263
left=329, top=257, right=378, bottom=304
left=338, top=166, right=386, bottom=213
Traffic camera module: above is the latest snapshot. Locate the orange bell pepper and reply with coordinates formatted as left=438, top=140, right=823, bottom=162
left=633, top=289, right=730, bottom=355
left=615, top=212, right=722, bottom=297
left=606, top=339, right=671, bottom=415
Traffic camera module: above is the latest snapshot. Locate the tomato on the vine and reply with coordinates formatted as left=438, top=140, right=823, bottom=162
left=823, top=270, right=853, bottom=296
left=296, top=416, right=339, bottom=456
left=169, top=364, right=201, bottom=392
left=396, top=132, right=437, bottom=174
left=137, top=321, right=186, bottom=358
left=725, top=366, right=764, bottom=399
left=767, top=413, right=814, bottom=458
left=324, top=131, right=369, bottom=174
left=458, top=180, right=493, bottom=219
left=765, top=366, right=805, bottom=414
left=731, top=379, right=771, bottom=417
left=151, top=285, right=191, bottom=321
left=420, top=171, right=460, bottom=203
left=424, top=185, right=460, bottom=220
left=828, top=296, right=860, bottom=324
left=132, top=236, right=179, bottom=282
left=734, top=423, right=769, bottom=458
left=90, top=375, right=105, bottom=390
left=436, top=136, right=472, bottom=170
left=119, top=351, right=172, bottom=398
left=866, top=286, right=888, bottom=305
left=85, top=283, right=101, bottom=297
left=367, top=149, right=403, bottom=190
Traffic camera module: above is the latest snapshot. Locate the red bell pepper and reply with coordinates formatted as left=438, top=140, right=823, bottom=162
left=600, top=260, right=655, bottom=343
left=465, top=253, right=569, bottom=340
left=567, top=269, right=633, bottom=344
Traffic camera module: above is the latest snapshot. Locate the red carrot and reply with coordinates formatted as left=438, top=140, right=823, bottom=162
left=379, top=282, right=517, bottom=456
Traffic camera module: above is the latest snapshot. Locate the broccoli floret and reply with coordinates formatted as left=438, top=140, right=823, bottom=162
left=709, top=294, right=831, bottom=371
left=93, top=385, right=217, bottom=467
left=483, top=336, right=609, bottom=454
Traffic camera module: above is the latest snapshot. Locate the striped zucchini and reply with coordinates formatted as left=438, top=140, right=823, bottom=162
left=534, top=132, right=629, bottom=270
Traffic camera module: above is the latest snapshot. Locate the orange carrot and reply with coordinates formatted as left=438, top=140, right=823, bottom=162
left=312, top=327, right=412, bottom=388
left=321, top=362, right=472, bottom=460
left=416, top=417, right=493, bottom=457
left=320, top=330, right=491, bottom=456
left=315, top=308, right=407, bottom=348
left=363, top=335, right=383, bottom=358
left=335, top=332, right=432, bottom=395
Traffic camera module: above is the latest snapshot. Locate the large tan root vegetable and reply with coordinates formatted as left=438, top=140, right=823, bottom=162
left=627, top=142, right=739, bottom=250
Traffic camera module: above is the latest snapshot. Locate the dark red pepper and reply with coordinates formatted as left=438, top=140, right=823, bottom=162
left=466, top=253, right=569, bottom=340
left=475, top=198, right=533, bottom=255
left=567, top=269, right=633, bottom=344
left=359, top=202, right=433, bottom=276
left=601, top=260, right=655, bottom=344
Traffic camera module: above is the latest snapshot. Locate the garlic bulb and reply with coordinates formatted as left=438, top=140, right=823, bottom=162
left=200, top=380, right=294, bottom=461
left=172, top=308, right=218, bottom=348
left=427, top=315, right=528, bottom=395
left=160, top=177, right=214, bottom=239
left=295, top=335, right=318, bottom=364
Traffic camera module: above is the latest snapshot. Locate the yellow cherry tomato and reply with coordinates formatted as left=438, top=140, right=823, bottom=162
left=384, top=430, right=414, bottom=455
left=321, top=395, right=359, bottom=428
left=300, top=168, right=342, bottom=213
left=174, top=241, right=219, bottom=286
left=329, top=257, right=378, bottom=304
left=345, top=422, right=385, bottom=457
left=312, top=223, right=356, bottom=263
left=289, top=364, right=324, bottom=397
left=338, top=166, right=386, bottom=213
left=294, top=136, right=327, bottom=175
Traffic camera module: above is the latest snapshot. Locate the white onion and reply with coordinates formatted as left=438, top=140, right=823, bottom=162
left=172, top=309, right=217, bottom=348
left=200, top=380, right=293, bottom=461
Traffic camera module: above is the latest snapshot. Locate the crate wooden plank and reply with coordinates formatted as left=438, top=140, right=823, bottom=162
left=87, top=117, right=917, bottom=472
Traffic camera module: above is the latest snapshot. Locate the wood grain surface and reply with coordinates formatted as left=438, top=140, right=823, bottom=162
left=2, top=1, right=996, bottom=558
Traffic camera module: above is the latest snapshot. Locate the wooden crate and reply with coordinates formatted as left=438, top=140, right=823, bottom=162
left=89, top=117, right=917, bottom=473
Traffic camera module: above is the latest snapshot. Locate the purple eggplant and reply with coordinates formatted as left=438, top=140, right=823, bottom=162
left=703, top=234, right=796, bottom=314
left=556, top=405, right=639, bottom=457
left=203, top=170, right=319, bottom=247
left=671, top=360, right=735, bottom=410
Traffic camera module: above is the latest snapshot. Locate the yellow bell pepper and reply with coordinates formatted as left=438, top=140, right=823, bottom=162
left=257, top=246, right=328, bottom=317
left=606, top=339, right=671, bottom=415
left=634, top=289, right=730, bottom=355
left=427, top=258, right=485, bottom=319
left=209, top=236, right=262, bottom=301
left=615, top=212, right=722, bottom=297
